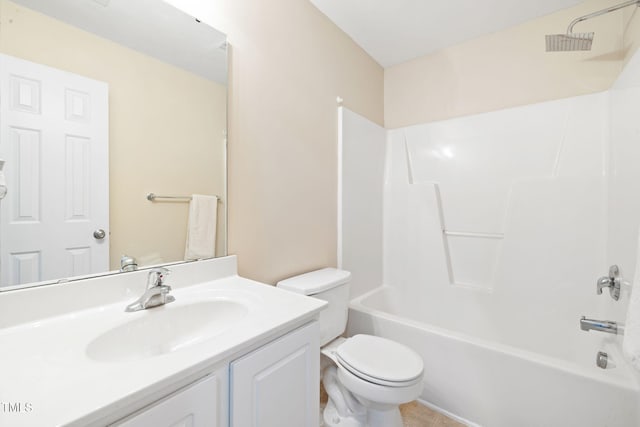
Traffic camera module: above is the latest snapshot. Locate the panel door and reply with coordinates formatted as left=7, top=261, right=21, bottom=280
left=230, top=321, right=320, bottom=427
left=0, top=53, right=109, bottom=286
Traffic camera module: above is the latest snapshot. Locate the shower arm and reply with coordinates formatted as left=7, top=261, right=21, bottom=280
left=567, top=0, right=640, bottom=34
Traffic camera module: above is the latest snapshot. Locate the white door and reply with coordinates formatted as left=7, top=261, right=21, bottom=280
left=0, top=53, right=109, bottom=287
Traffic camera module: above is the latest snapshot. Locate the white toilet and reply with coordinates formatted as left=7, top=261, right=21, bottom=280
left=277, top=268, right=424, bottom=427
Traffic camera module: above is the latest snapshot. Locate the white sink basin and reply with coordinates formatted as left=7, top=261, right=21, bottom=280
left=86, top=300, right=248, bottom=363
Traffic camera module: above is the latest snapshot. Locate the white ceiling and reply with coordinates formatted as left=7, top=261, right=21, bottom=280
left=11, top=0, right=227, bottom=84
left=310, top=0, right=586, bottom=67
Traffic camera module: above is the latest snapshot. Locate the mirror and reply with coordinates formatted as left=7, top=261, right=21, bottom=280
left=0, top=0, right=227, bottom=290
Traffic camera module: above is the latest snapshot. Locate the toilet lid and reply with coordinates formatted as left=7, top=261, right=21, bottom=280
left=335, top=335, right=423, bottom=386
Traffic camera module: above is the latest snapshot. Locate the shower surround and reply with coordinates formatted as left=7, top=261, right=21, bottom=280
left=340, top=53, right=640, bottom=426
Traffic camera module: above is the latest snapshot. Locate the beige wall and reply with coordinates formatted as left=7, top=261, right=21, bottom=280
left=385, top=0, right=637, bottom=128
left=0, top=0, right=227, bottom=269
left=624, top=2, right=640, bottom=63
left=167, top=0, right=384, bottom=284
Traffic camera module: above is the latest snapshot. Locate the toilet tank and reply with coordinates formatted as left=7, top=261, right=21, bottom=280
left=277, top=268, right=351, bottom=346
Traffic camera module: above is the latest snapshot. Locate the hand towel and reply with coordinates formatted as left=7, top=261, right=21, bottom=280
left=184, top=194, right=218, bottom=261
left=623, top=229, right=640, bottom=371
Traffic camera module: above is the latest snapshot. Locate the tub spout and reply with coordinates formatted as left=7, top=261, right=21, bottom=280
left=580, top=316, right=618, bottom=334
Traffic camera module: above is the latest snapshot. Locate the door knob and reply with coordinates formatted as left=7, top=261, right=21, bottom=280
left=93, top=229, right=106, bottom=240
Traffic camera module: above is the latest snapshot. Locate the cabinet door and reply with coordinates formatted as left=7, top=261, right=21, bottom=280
left=230, top=321, right=320, bottom=427
left=113, top=374, right=219, bottom=427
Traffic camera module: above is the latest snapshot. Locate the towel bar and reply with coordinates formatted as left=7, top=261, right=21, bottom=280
left=146, top=193, right=220, bottom=202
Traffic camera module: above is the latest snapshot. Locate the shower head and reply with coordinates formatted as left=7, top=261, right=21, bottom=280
left=545, top=0, right=640, bottom=52
left=545, top=32, right=594, bottom=52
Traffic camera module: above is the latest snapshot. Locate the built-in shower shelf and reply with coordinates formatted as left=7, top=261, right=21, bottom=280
left=443, top=231, right=504, bottom=239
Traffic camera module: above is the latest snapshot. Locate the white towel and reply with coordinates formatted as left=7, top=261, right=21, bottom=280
left=623, top=229, right=640, bottom=371
left=184, top=194, right=218, bottom=261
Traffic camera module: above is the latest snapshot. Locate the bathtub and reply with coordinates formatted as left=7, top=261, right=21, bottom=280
left=346, top=286, right=640, bottom=427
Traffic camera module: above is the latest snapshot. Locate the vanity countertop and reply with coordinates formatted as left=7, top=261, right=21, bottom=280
left=0, top=257, right=326, bottom=427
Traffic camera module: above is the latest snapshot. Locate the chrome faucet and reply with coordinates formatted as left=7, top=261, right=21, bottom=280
left=125, top=267, right=175, bottom=312
left=580, top=316, right=618, bottom=334
left=120, top=254, right=138, bottom=272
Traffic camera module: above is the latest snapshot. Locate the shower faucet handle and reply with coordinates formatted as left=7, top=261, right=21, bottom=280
left=596, top=265, right=621, bottom=301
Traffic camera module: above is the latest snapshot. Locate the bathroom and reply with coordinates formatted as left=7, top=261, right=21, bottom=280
left=1, top=0, right=640, bottom=426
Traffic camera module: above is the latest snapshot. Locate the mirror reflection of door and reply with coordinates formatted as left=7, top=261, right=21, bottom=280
left=0, top=53, right=109, bottom=287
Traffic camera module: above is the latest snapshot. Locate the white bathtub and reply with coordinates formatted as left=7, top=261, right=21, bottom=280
left=347, top=286, right=640, bottom=427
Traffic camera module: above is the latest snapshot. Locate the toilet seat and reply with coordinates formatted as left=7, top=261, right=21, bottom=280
left=335, top=334, right=423, bottom=387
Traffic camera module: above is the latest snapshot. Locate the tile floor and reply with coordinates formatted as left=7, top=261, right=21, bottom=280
left=399, top=401, right=464, bottom=427
left=320, top=385, right=464, bottom=427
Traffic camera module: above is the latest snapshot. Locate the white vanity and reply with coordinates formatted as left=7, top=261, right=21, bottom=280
left=0, top=256, right=326, bottom=427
